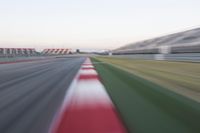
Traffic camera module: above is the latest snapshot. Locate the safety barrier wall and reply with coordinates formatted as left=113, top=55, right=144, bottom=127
left=42, top=49, right=71, bottom=55
left=0, top=48, right=37, bottom=57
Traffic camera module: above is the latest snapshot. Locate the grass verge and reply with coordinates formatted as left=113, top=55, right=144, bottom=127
left=91, top=58, right=200, bottom=133
left=94, top=57, right=200, bottom=102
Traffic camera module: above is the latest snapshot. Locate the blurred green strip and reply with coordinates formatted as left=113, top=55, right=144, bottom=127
left=92, top=58, right=200, bottom=133
left=94, top=57, right=200, bottom=102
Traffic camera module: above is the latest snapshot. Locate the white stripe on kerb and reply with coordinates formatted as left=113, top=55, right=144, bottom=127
left=79, top=69, right=97, bottom=75
left=81, top=65, right=94, bottom=68
left=72, top=80, right=113, bottom=107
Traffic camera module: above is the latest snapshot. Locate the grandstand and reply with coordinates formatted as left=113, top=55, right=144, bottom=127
left=0, top=48, right=37, bottom=57
left=42, top=48, right=71, bottom=55
left=113, top=28, right=200, bottom=54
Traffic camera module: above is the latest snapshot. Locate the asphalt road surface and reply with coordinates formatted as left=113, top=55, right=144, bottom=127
left=0, top=57, right=85, bottom=133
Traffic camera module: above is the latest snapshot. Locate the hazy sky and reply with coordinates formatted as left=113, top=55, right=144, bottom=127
left=0, top=0, right=200, bottom=50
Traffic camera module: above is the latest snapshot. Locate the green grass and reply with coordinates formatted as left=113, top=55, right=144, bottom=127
left=91, top=58, right=200, bottom=133
left=94, top=57, right=200, bottom=102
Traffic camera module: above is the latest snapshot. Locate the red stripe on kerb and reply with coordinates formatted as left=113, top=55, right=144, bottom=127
left=78, top=74, right=99, bottom=80
left=55, top=106, right=126, bottom=133
left=81, top=67, right=95, bottom=70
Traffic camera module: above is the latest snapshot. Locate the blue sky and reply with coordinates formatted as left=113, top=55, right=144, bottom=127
left=0, top=0, right=200, bottom=50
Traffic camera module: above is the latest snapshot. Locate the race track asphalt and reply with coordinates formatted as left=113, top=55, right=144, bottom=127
left=0, top=57, right=85, bottom=133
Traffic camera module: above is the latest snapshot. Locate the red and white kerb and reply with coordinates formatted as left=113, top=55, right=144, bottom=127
left=51, top=58, right=126, bottom=133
